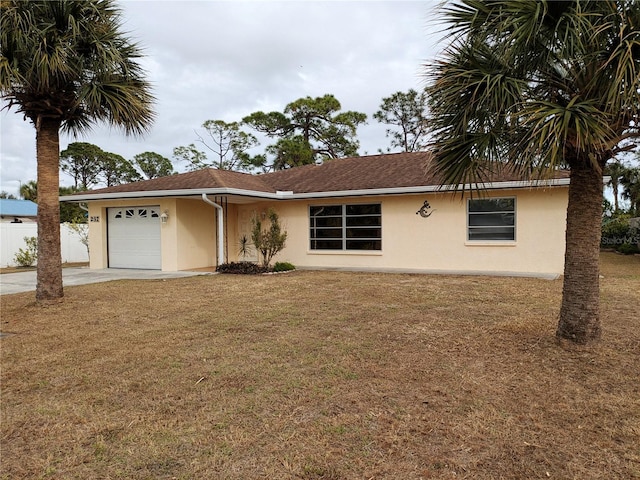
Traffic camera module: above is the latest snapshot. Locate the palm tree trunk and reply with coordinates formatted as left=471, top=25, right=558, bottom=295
left=556, top=164, right=603, bottom=344
left=35, top=117, right=64, bottom=302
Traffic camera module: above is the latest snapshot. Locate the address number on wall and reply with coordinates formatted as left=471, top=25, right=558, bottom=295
left=90, top=216, right=100, bottom=223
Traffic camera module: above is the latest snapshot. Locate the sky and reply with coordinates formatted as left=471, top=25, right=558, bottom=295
left=0, top=0, right=444, bottom=197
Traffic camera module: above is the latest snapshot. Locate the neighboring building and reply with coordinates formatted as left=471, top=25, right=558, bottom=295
left=0, top=199, right=37, bottom=223
left=61, top=152, right=573, bottom=278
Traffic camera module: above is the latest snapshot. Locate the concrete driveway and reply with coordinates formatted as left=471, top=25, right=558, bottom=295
left=0, top=267, right=213, bottom=295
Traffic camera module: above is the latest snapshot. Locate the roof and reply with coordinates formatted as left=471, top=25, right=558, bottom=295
left=0, top=199, right=38, bottom=217
left=62, top=152, right=571, bottom=202
left=79, top=167, right=275, bottom=196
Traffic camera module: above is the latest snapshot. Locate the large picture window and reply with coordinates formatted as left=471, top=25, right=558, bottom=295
left=467, top=198, right=515, bottom=241
left=310, top=204, right=381, bottom=250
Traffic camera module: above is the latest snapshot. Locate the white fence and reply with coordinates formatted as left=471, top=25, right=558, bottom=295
left=0, top=223, right=89, bottom=268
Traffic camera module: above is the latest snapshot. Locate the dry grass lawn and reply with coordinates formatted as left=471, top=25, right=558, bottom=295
left=1, top=252, right=639, bottom=479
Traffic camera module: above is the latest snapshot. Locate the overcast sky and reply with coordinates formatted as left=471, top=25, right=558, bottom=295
left=0, top=1, right=444, bottom=196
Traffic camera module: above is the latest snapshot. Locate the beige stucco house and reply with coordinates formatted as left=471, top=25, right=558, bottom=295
left=61, top=152, right=572, bottom=278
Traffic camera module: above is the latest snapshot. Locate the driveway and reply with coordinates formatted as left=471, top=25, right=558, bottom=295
left=0, top=267, right=213, bottom=295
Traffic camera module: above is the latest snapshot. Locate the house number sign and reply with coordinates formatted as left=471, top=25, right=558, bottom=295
left=90, top=216, right=100, bottom=222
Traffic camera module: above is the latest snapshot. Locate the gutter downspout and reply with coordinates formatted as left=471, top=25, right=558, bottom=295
left=202, top=193, right=225, bottom=265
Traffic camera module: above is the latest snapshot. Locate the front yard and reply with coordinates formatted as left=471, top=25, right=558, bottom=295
left=1, top=253, right=639, bottom=479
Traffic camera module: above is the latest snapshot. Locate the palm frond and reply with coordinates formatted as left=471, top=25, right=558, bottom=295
left=1, top=0, right=155, bottom=135
left=426, top=0, right=640, bottom=190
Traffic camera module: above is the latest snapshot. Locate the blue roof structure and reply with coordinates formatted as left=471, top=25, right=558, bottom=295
left=0, top=199, right=38, bottom=217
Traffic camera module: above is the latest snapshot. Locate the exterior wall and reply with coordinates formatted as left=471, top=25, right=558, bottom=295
left=174, top=198, right=217, bottom=270
left=87, top=197, right=220, bottom=271
left=237, top=187, right=568, bottom=276
left=87, top=198, right=177, bottom=270
left=86, top=186, right=568, bottom=276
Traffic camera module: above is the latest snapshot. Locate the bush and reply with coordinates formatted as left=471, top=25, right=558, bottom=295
left=617, top=243, right=640, bottom=255
left=601, top=216, right=633, bottom=248
left=216, top=261, right=270, bottom=275
left=13, top=236, right=38, bottom=267
left=251, top=208, right=287, bottom=268
left=273, top=261, right=295, bottom=272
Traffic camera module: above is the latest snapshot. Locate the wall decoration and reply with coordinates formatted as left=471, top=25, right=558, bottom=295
left=416, top=200, right=434, bottom=218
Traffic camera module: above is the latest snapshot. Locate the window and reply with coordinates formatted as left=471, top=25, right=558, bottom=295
left=467, top=198, right=515, bottom=241
left=310, top=204, right=381, bottom=250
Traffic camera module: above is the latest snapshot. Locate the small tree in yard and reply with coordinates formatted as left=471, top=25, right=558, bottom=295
left=67, top=221, right=90, bottom=257
left=14, top=237, right=38, bottom=267
left=251, top=209, right=287, bottom=268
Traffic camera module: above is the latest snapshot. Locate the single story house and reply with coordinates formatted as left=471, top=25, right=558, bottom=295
left=61, top=152, right=573, bottom=277
left=0, top=199, right=37, bottom=223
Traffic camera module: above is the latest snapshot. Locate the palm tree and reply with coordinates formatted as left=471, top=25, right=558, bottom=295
left=1, top=0, right=154, bottom=301
left=426, top=1, right=640, bottom=344
left=605, top=160, right=630, bottom=213
left=19, top=180, right=38, bottom=202
left=621, top=166, right=640, bottom=214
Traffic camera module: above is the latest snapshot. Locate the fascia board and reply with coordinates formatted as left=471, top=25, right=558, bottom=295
left=60, top=178, right=572, bottom=203
left=280, top=178, right=571, bottom=199
left=59, top=187, right=279, bottom=202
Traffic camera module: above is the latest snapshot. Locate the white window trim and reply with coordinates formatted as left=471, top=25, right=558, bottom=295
left=309, top=203, right=382, bottom=251
left=466, top=197, right=517, bottom=243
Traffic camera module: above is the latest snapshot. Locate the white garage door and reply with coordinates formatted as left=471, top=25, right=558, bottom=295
left=108, top=206, right=161, bottom=269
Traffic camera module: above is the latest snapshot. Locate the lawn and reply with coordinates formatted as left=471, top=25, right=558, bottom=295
left=1, top=253, right=639, bottom=479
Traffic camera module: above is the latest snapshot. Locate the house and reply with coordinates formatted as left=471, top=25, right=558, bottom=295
left=61, top=152, right=572, bottom=277
left=0, top=199, right=37, bottom=223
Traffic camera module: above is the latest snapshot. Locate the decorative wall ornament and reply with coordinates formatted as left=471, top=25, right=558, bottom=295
left=416, top=200, right=434, bottom=218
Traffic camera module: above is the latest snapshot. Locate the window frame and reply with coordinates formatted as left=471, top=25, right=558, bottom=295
left=466, top=197, right=516, bottom=242
left=309, top=203, right=382, bottom=251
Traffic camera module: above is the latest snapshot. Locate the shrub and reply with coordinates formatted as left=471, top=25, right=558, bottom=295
left=617, top=243, right=640, bottom=255
left=273, top=261, right=295, bottom=272
left=216, top=261, right=270, bottom=274
left=601, top=215, right=633, bottom=248
left=251, top=208, right=287, bottom=268
left=13, top=236, right=38, bottom=267
left=238, top=234, right=252, bottom=259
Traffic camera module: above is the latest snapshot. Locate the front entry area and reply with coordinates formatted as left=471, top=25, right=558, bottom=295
left=107, top=206, right=161, bottom=269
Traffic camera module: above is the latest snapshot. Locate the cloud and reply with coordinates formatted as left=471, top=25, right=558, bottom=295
left=0, top=0, right=441, bottom=196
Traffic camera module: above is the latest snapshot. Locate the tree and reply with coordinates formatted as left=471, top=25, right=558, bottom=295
left=605, top=160, right=629, bottom=213
left=1, top=0, right=154, bottom=301
left=60, top=142, right=104, bottom=189
left=100, top=152, right=141, bottom=187
left=132, top=151, right=174, bottom=179
left=16, top=181, right=88, bottom=223
left=174, top=120, right=264, bottom=172
left=173, top=144, right=208, bottom=172
left=266, top=136, right=315, bottom=170
left=59, top=186, right=87, bottom=223
left=251, top=208, right=287, bottom=267
left=426, top=1, right=640, bottom=344
left=243, top=94, right=367, bottom=169
left=0, top=191, right=17, bottom=199
left=374, top=89, right=430, bottom=152
left=621, top=166, right=640, bottom=214
left=19, top=180, right=38, bottom=202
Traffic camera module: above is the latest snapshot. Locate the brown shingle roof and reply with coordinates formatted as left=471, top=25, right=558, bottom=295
left=73, top=152, right=570, bottom=197
left=83, top=168, right=275, bottom=195
left=261, top=152, right=436, bottom=193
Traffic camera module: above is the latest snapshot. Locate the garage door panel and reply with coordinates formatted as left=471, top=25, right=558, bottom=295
left=108, top=206, right=161, bottom=269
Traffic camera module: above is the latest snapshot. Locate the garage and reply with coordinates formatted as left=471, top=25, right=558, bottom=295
left=107, top=206, right=161, bottom=269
